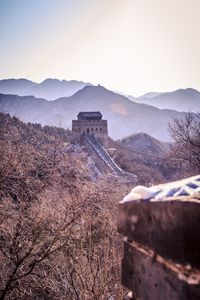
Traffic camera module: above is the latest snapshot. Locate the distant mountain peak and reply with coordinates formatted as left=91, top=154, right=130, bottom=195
left=128, top=87, right=200, bottom=112
left=180, top=87, right=200, bottom=95
left=120, top=132, right=168, bottom=155
left=139, top=92, right=163, bottom=99
left=122, top=132, right=160, bottom=142
left=73, top=84, right=113, bottom=95
left=0, top=78, right=91, bottom=100
left=40, top=78, right=60, bottom=83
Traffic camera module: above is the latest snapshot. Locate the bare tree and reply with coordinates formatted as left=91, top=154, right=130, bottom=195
left=0, top=190, right=82, bottom=300
left=169, top=112, right=200, bottom=170
left=0, top=113, right=128, bottom=299
left=0, top=180, right=126, bottom=300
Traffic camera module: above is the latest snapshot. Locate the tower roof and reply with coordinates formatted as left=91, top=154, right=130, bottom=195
left=77, top=111, right=102, bottom=120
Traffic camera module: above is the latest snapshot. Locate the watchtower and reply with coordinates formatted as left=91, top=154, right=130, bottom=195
left=72, top=111, right=108, bottom=143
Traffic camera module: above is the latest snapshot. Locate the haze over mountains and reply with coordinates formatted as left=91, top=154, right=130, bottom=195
left=0, top=86, right=184, bottom=141
left=128, top=88, right=200, bottom=112
left=120, top=132, right=169, bottom=156
left=0, top=78, right=199, bottom=141
left=0, top=78, right=90, bottom=100
left=0, top=78, right=200, bottom=112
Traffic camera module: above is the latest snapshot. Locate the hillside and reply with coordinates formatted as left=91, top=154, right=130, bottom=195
left=0, top=85, right=186, bottom=141
left=0, top=113, right=196, bottom=299
left=0, top=78, right=90, bottom=100
left=0, top=112, right=129, bottom=299
left=120, top=132, right=169, bottom=156
left=129, top=88, right=200, bottom=112
left=106, top=136, right=177, bottom=185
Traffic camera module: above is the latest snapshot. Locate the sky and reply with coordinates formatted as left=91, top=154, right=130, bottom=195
left=0, top=0, right=200, bottom=96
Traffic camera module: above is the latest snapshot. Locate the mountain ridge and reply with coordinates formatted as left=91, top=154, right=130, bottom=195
left=129, top=88, right=200, bottom=112
left=120, top=132, right=169, bottom=156
left=1, top=78, right=199, bottom=112
left=0, top=78, right=91, bottom=100
left=0, top=85, right=186, bottom=141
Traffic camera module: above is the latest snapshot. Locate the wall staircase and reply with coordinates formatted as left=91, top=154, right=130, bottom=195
left=84, top=134, right=128, bottom=177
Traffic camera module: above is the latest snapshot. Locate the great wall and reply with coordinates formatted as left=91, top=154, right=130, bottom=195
left=72, top=111, right=200, bottom=300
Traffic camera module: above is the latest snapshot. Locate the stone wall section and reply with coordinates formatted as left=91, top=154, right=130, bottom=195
left=118, top=196, right=200, bottom=300
left=72, top=119, right=108, bottom=135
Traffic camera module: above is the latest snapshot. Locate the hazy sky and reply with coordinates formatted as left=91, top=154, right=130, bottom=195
left=0, top=0, right=200, bottom=96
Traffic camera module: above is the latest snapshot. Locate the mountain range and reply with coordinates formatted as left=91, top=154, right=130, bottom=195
left=0, top=79, right=200, bottom=112
left=128, top=88, right=200, bottom=112
left=0, top=83, right=187, bottom=141
left=0, top=78, right=90, bottom=100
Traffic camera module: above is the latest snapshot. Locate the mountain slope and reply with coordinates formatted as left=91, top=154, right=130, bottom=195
left=0, top=85, right=186, bottom=141
left=53, top=85, right=185, bottom=141
left=120, top=132, right=169, bottom=156
left=1, top=79, right=200, bottom=112
left=0, top=79, right=37, bottom=95
left=0, top=78, right=91, bottom=100
left=129, top=88, right=200, bottom=112
left=28, top=78, right=91, bottom=100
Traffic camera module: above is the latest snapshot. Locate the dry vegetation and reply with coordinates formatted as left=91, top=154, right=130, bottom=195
left=1, top=112, right=199, bottom=299
left=0, top=113, right=128, bottom=300
left=107, top=139, right=178, bottom=185
left=108, top=113, right=200, bottom=185
left=169, top=112, right=200, bottom=175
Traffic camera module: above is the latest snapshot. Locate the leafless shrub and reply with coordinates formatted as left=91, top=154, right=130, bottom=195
left=169, top=112, right=200, bottom=174
left=0, top=113, right=127, bottom=299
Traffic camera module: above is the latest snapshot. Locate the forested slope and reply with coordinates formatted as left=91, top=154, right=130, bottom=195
left=0, top=113, right=128, bottom=300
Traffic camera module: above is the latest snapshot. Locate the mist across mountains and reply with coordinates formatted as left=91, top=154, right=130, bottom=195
left=120, top=132, right=169, bottom=156
left=1, top=78, right=200, bottom=141
left=0, top=83, right=186, bottom=141
left=128, top=88, right=200, bottom=112
left=0, top=78, right=90, bottom=100
left=0, top=78, right=200, bottom=112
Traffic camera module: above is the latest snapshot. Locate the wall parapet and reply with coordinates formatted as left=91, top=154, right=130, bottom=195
left=118, top=176, right=200, bottom=300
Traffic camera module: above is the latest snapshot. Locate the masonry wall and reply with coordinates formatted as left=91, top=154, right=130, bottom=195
left=82, top=136, right=111, bottom=175
left=118, top=196, right=200, bottom=300
left=72, top=119, right=108, bottom=135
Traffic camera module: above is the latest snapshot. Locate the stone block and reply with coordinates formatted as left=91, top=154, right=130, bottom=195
left=118, top=195, right=200, bottom=299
